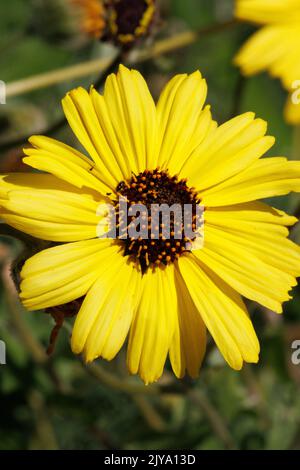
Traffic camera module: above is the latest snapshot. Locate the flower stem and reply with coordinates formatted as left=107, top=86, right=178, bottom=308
left=1, top=257, right=48, bottom=364
left=135, top=20, right=237, bottom=63
left=6, top=55, right=115, bottom=98
left=28, top=390, right=59, bottom=450
left=133, top=394, right=168, bottom=432
left=0, top=51, right=122, bottom=153
left=241, top=365, right=270, bottom=430
left=5, top=20, right=237, bottom=99
left=83, top=360, right=160, bottom=396
left=189, top=389, right=237, bottom=450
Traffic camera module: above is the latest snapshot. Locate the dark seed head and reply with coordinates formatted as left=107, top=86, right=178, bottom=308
left=106, top=0, right=157, bottom=46
left=115, top=168, right=202, bottom=273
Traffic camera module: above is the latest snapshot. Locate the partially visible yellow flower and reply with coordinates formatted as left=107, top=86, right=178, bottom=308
left=234, top=0, right=300, bottom=124
left=1, top=66, right=300, bottom=384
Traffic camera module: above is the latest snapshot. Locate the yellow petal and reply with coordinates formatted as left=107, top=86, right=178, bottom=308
left=72, top=260, right=141, bottom=362
left=201, top=157, right=300, bottom=206
left=284, top=94, right=300, bottom=125
left=0, top=173, right=77, bottom=201
left=169, top=267, right=206, bottom=379
left=234, top=26, right=283, bottom=76
left=195, top=223, right=298, bottom=313
left=156, top=71, right=210, bottom=173
left=62, top=86, right=124, bottom=186
left=178, top=256, right=260, bottom=370
left=127, top=264, right=178, bottom=384
left=205, top=202, right=300, bottom=277
left=103, top=65, right=157, bottom=173
left=24, top=135, right=112, bottom=195
left=20, top=239, right=117, bottom=310
left=182, top=113, right=274, bottom=190
left=234, top=23, right=300, bottom=90
left=235, top=0, right=300, bottom=24
left=205, top=201, right=297, bottom=226
left=1, top=188, right=101, bottom=242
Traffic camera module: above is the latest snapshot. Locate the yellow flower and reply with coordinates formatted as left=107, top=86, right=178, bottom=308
left=234, top=0, right=300, bottom=124
left=1, top=65, right=300, bottom=384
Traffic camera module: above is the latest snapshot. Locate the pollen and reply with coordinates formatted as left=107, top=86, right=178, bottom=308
left=72, top=0, right=106, bottom=39
left=115, top=168, right=202, bottom=273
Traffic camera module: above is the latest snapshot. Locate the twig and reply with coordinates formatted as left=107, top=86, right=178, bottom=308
left=133, top=394, right=168, bottom=432
left=1, top=252, right=69, bottom=393
left=0, top=21, right=236, bottom=154
left=83, top=360, right=160, bottom=396
left=188, top=389, right=237, bottom=450
left=135, top=20, right=237, bottom=62
left=28, top=390, right=59, bottom=450
left=241, top=365, right=270, bottom=429
left=0, top=50, right=123, bottom=153
left=5, top=55, right=113, bottom=98
left=59, top=323, right=159, bottom=395
left=2, top=261, right=48, bottom=365
left=5, top=20, right=237, bottom=99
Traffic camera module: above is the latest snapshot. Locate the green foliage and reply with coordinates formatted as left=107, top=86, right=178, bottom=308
left=0, top=0, right=300, bottom=451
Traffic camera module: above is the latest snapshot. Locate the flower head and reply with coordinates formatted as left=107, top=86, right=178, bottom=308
left=72, top=0, right=158, bottom=46
left=29, top=0, right=106, bottom=44
left=105, top=0, right=157, bottom=46
left=1, top=65, right=300, bottom=384
left=30, top=0, right=157, bottom=47
left=234, top=0, right=300, bottom=124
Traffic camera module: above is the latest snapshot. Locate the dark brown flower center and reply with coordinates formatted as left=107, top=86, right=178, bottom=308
left=107, top=0, right=155, bottom=44
left=115, top=169, right=202, bottom=273
left=113, top=0, right=148, bottom=34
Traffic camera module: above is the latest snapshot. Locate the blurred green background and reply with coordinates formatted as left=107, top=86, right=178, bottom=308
left=1, top=0, right=300, bottom=451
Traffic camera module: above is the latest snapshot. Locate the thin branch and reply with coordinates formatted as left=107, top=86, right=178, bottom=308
left=27, top=390, right=59, bottom=450
left=83, top=360, right=160, bottom=396
left=5, top=20, right=237, bottom=99
left=135, top=20, right=237, bottom=63
left=1, top=252, right=69, bottom=393
left=2, top=259, right=48, bottom=364
left=0, top=50, right=123, bottom=153
left=60, top=321, right=159, bottom=395
left=188, top=389, right=237, bottom=450
left=5, top=55, right=114, bottom=98
left=133, top=394, right=168, bottom=432
left=0, top=20, right=237, bottom=154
